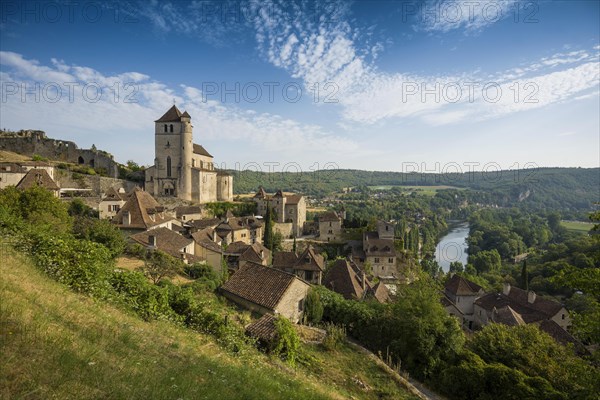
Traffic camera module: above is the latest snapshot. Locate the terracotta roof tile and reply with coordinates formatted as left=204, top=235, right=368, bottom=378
left=130, top=227, right=193, bottom=258
left=113, top=190, right=173, bottom=229
left=16, top=169, right=59, bottom=191
left=245, top=313, right=278, bottom=342
left=323, top=259, right=366, bottom=300
left=445, top=275, right=484, bottom=296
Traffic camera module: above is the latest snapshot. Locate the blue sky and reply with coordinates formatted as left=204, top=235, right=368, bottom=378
left=1, top=0, right=599, bottom=173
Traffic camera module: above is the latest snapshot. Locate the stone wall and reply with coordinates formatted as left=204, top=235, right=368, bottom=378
left=54, top=169, right=138, bottom=195
left=0, top=131, right=119, bottom=178
left=274, top=222, right=293, bottom=238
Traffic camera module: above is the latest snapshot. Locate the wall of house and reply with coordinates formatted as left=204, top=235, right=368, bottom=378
left=221, top=291, right=272, bottom=316
left=0, top=172, right=25, bottom=189
left=198, top=170, right=217, bottom=203
left=473, top=304, right=490, bottom=328
left=319, top=220, right=342, bottom=242
left=454, top=294, right=478, bottom=316
left=274, top=222, right=293, bottom=239
left=217, top=174, right=233, bottom=201
left=194, top=244, right=222, bottom=273
left=367, top=255, right=397, bottom=277
left=99, top=199, right=125, bottom=219
left=551, top=308, right=571, bottom=330
left=274, top=279, right=310, bottom=323
left=232, top=228, right=252, bottom=244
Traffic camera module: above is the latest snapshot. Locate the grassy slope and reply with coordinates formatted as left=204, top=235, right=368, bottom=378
left=0, top=248, right=418, bottom=400
left=560, top=220, right=594, bottom=234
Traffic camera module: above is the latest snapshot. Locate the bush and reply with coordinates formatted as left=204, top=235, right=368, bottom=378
left=303, top=288, right=324, bottom=325
left=270, top=316, right=301, bottom=366
left=321, top=322, right=346, bottom=351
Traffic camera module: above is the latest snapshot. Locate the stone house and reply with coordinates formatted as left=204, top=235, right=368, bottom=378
left=215, top=214, right=264, bottom=245
left=443, top=274, right=485, bottom=329
left=220, top=262, right=311, bottom=323
left=224, top=241, right=271, bottom=271
left=323, top=258, right=390, bottom=303
left=272, top=246, right=324, bottom=285
left=253, top=187, right=306, bottom=237
left=0, top=161, right=57, bottom=191
left=191, top=227, right=223, bottom=273
left=144, top=106, right=233, bottom=203
left=130, top=227, right=196, bottom=263
left=14, top=168, right=60, bottom=197
left=318, top=211, right=343, bottom=242
left=362, top=231, right=397, bottom=277
left=112, top=188, right=177, bottom=234
left=175, top=205, right=203, bottom=222
left=99, top=187, right=127, bottom=219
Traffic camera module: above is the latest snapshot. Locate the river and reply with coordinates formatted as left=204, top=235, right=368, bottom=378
left=435, top=222, right=469, bottom=273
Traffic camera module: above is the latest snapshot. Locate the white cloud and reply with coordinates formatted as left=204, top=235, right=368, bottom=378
left=0, top=51, right=358, bottom=165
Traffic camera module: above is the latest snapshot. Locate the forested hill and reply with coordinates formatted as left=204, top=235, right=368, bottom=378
left=229, top=167, right=599, bottom=211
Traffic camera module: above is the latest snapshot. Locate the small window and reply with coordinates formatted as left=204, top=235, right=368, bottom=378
left=562, top=314, right=565, bottom=320
left=169, top=124, right=174, bottom=133
left=388, top=258, right=393, bottom=263
left=298, top=299, right=304, bottom=311
left=164, top=124, right=167, bottom=132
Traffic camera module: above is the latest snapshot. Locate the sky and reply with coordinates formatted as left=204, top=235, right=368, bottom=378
left=1, top=0, right=599, bottom=174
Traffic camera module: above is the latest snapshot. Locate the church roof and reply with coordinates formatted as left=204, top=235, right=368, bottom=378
left=155, top=105, right=185, bottom=122
left=181, top=111, right=191, bottom=118
left=193, top=144, right=213, bottom=158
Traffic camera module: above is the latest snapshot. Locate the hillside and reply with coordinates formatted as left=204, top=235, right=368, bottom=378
left=230, top=167, right=600, bottom=211
left=0, top=247, right=420, bottom=400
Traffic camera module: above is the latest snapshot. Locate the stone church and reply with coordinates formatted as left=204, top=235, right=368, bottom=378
left=145, top=106, right=233, bottom=203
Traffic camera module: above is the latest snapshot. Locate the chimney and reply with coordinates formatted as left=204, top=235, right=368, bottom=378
left=527, top=290, right=536, bottom=304
left=148, top=234, right=156, bottom=247
left=260, top=250, right=264, bottom=260
left=212, top=230, right=217, bottom=242
left=502, top=282, right=511, bottom=296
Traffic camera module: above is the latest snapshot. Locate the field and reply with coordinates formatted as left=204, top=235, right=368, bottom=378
left=560, top=220, right=594, bottom=234
left=367, top=185, right=462, bottom=196
left=0, top=247, right=419, bottom=400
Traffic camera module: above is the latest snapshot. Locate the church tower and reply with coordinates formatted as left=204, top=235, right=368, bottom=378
left=152, top=105, right=192, bottom=201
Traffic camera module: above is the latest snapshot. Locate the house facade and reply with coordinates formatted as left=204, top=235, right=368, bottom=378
left=318, top=211, right=343, bottom=242
left=99, top=187, right=127, bottom=219
left=253, top=187, right=306, bottom=237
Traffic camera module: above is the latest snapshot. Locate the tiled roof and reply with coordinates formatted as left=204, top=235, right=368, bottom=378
left=155, top=105, right=184, bottom=122
left=102, top=187, right=127, bottom=202
left=492, top=306, right=526, bottom=326
left=221, top=263, right=302, bottom=310
left=319, top=211, right=341, bottom=222
left=369, top=281, right=391, bottom=303
left=193, top=144, right=213, bottom=157
left=187, top=218, right=221, bottom=230
left=175, top=206, right=202, bottom=218
left=272, top=251, right=299, bottom=268
left=240, top=243, right=271, bottom=264
left=224, top=241, right=251, bottom=255
left=475, top=293, right=549, bottom=323
left=254, top=187, right=267, bottom=198
left=445, top=275, right=484, bottom=296
left=130, top=227, right=193, bottom=258
left=506, top=286, right=564, bottom=317
left=285, top=194, right=303, bottom=204
left=113, top=190, right=172, bottom=229
left=16, top=169, right=59, bottom=191
left=538, top=320, right=579, bottom=346
left=245, top=313, right=278, bottom=342
left=323, top=259, right=365, bottom=300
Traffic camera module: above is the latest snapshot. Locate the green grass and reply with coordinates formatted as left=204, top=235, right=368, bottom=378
left=0, top=247, right=418, bottom=400
left=367, top=185, right=462, bottom=196
left=560, top=220, right=594, bottom=234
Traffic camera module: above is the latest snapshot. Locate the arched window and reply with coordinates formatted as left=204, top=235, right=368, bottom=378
left=169, top=124, right=173, bottom=133
left=78, top=156, right=84, bottom=164
left=164, top=124, right=167, bottom=132
left=166, top=156, right=172, bottom=177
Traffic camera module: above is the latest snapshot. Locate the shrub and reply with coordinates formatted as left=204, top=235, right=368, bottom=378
left=303, top=288, right=324, bottom=325
left=321, top=322, right=346, bottom=351
left=270, top=316, right=300, bottom=366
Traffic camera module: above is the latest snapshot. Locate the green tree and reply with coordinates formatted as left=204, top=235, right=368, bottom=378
left=138, top=250, right=183, bottom=284
left=520, top=259, right=529, bottom=291
left=449, top=261, right=464, bottom=273
left=303, top=288, right=323, bottom=325
left=73, top=217, right=126, bottom=258
left=469, top=249, right=502, bottom=274
left=271, top=316, right=300, bottom=367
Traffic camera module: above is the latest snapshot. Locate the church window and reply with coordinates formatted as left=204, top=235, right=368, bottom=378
left=164, top=124, right=167, bottom=132
left=192, top=159, right=195, bottom=167
left=169, top=124, right=174, bottom=133
left=167, top=156, right=172, bottom=177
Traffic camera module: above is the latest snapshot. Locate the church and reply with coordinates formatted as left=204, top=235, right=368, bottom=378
left=144, top=106, right=233, bottom=203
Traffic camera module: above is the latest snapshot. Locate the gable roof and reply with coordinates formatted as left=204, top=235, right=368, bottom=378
left=272, top=251, right=299, bottom=268
left=285, top=194, right=303, bottom=205
left=16, top=169, right=59, bottom=191
left=319, top=211, right=341, bottom=222
left=505, top=286, right=564, bottom=317
left=240, top=243, right=271, bottom=264
left=368, top=281, right=391, bottom=303
left=273, top=246, right=324, bottom=272
left=475, top=292, right=558, bottom=324
left=175, top=205, right=202, bottom=218
left=187, top=218, right=221, bottom=230
left=220, top=263, right=307, bottom=310
left=492, top=306, right=526, bottom=326
left=155, top=105, right=184, bottom=122
left=193, top=144, right=213, bottom=158
left=113, top=190, right=172, bottom=229
left=102, top=187, right=127, bottom=202
left=445, top=274, right=484, bottom=296
left=323, top=259, right=366, bottom=300
left=254, top=186, right=267, bottom=198
left=130, top=227, right=193, bottom=258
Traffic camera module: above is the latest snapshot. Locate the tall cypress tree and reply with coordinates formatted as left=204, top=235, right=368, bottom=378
left=263, top=202, right=274, bottom=252
left=521, top=260, right=529, bottom=291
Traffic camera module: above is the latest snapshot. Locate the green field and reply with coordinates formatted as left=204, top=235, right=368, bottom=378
left=367, top=185, right=462, bottom=196
left=560, top=220, right=594, bottom=234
